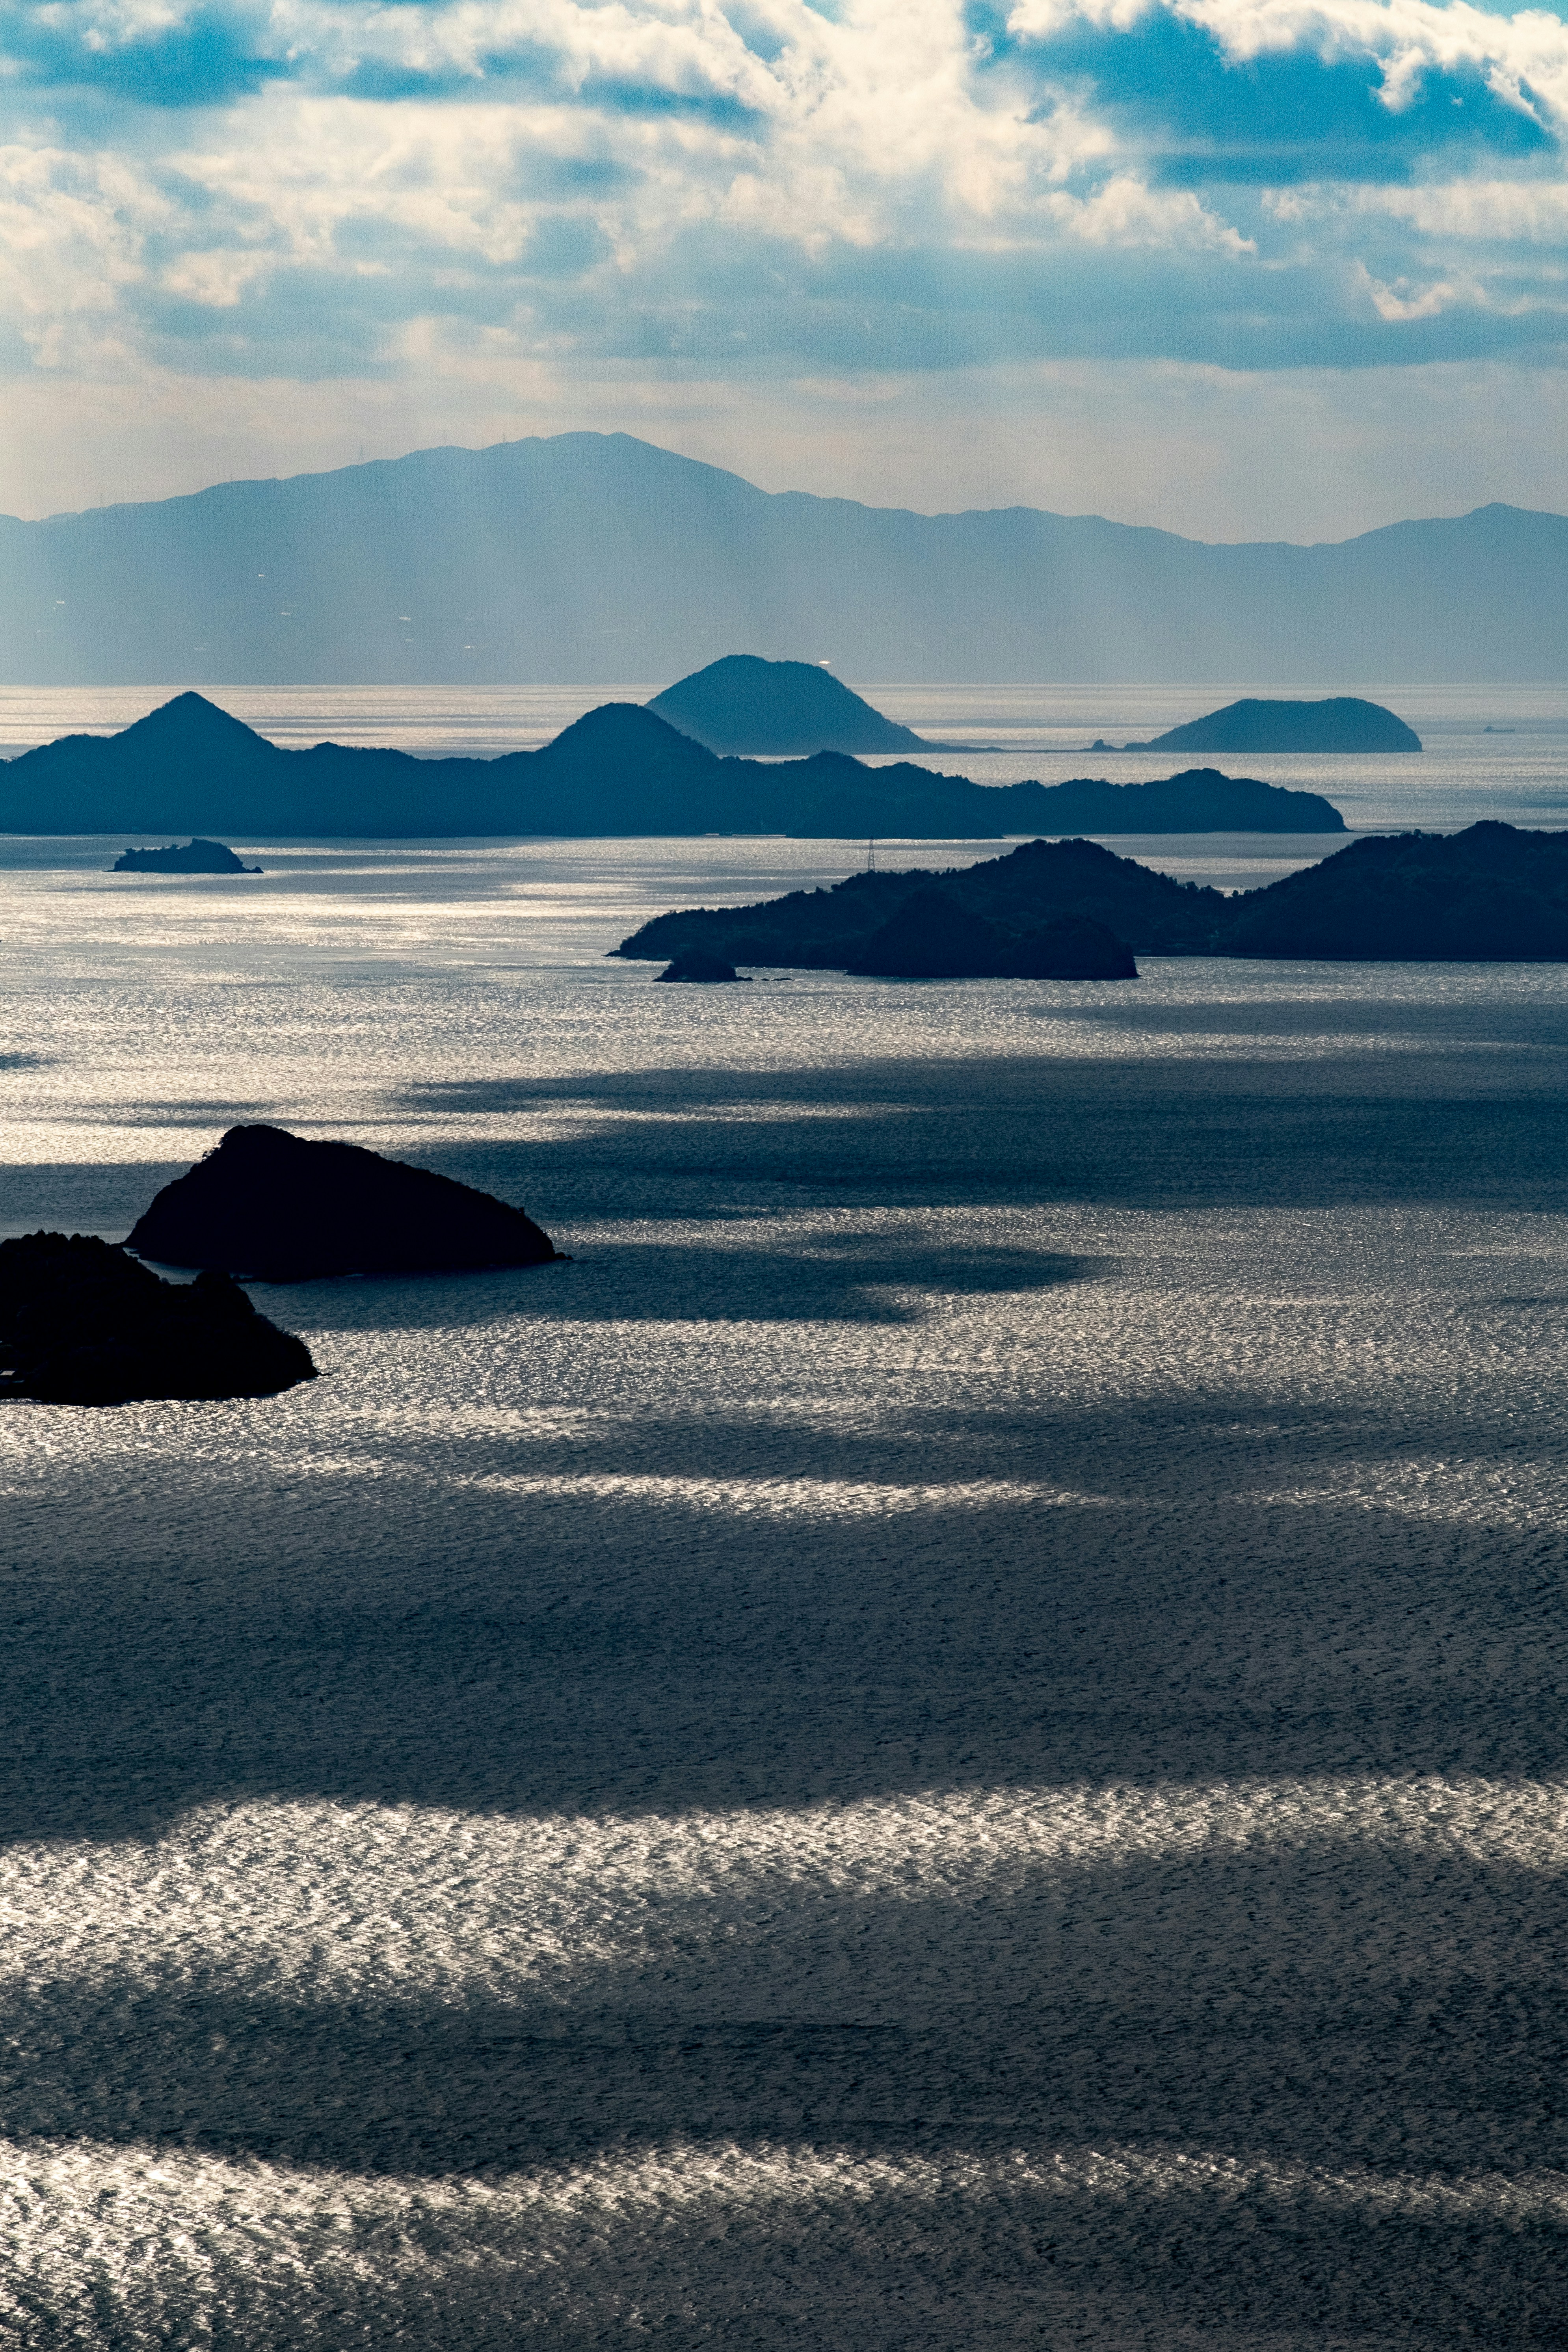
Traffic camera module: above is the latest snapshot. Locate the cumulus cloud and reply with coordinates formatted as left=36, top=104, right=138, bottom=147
left=0, top=0, right=1564, bottom=512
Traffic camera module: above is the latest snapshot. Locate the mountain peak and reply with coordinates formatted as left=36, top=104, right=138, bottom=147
left=649, top=655, right=926, bottom=756
left=121, top=694, right=274, bottom=753
left=542, top=701, right=718, bottom=766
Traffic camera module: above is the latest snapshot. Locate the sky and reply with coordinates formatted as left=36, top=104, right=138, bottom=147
left=2, top=0, right=1568, bottom=538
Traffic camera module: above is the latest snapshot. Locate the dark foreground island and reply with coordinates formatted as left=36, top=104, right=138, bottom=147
left=128, top=1124, right=563, bottom=1279
left=844, top=889, right=1137, bottom=978
left=616, top=820, right=1568, bottom=971
left=0, top=1232, right=314, bottom=1405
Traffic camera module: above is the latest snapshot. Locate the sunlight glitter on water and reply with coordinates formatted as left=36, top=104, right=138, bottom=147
left=2, top=805, right=1565, bottom=2345
left=0, top=2133, right=1559, bottom=2351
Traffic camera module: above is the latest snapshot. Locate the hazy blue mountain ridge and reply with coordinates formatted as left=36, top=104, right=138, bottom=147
left=0, top=693, right=1345, bottom=837
left=1, top=433, right=1564, bottom=683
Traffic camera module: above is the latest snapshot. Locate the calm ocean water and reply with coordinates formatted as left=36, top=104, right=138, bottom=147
left=0, top=692, right=1564, bottom=2345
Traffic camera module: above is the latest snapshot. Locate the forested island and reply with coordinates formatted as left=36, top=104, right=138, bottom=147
left=0, top=691, right=1344, bottom=838
left=647, top=656, right=927, bottom=755
left=1125, top=696, right=1422, bottom=753
left=616, top=821, right=1568, bottom=972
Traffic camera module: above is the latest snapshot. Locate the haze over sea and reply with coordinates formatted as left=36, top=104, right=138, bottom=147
left=0, top=684, right=1564, bottom=2345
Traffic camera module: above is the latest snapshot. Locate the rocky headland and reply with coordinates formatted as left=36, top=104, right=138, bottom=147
left=0, top=1231, right=315, bottom=1405
left=128, top=1125, right=563, bottom=1280
left=1220, top=820, right=1568, bottom=958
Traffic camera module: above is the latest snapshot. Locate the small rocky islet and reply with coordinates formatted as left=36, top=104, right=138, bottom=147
left=656, top=949, right=748, bottom=982
left=112, top=839, right=262, bottom=873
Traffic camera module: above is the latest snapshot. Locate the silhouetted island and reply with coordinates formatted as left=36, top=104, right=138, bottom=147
left=1126, top=697, right=1421, bottom=754
left=0, top=692, right=1345, bottom=839
left=0, top=1231, right=315, bottom=1405
left=656, top=950, right=746, bottom=982
left=128, top=1125, right=563, bottom=1279
left=649, top=656, right=927, bottom=756
left=112, top=838, right=262, bottom=873
left=617, top=820, right=1568, bottom=969
left=616, top=838, right=1210, bottom=970
left=1023, top=769, right=1343, bottom=831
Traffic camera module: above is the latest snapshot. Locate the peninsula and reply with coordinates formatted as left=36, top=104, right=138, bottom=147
left=0, top=692, right=1346, bottom=839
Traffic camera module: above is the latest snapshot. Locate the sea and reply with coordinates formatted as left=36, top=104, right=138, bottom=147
left=0, top=685, right=1563, bottom=2346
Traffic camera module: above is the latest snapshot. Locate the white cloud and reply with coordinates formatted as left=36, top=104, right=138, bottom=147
left=2, top=0, right=1567, bottom=519
left=1278, top=173, right=1568, bottom=239
left=1045, top=171, right=1256, bottom=249
left=0, top=142, right=170, bottom=368
left=1355, top=258, right=1478, bottom=317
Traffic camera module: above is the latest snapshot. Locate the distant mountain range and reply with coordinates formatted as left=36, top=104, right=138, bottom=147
left=1, top=433, right=1563, bottom=685
left=0, top=693, right=1345, bottom=838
